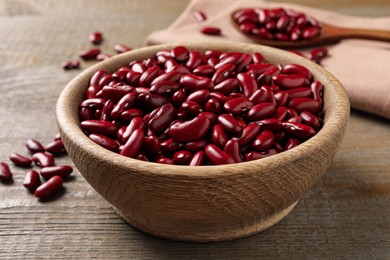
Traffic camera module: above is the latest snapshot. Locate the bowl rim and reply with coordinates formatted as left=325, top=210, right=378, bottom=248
left=56, top=41, right=350, bottom=178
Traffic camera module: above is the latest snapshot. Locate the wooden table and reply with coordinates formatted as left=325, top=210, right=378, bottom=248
left=0, top=0, right=389, bottom=258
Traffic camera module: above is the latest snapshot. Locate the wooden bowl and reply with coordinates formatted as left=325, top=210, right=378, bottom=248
left=56, top=42, right=350, bottom=242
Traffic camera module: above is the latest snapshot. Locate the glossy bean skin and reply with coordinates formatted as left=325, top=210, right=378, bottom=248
left=211, top=124, right=228, bottom=148
left=32, top=152, right=55, bottom=167
left=282, top=122, right=316, bottom=139
left=224, top=98, right=253, bottom=114
left=114, top=43, right=132, bottom=53
left=223, top=140, right=242, bottom=163
left=288, top=97, right=321, bottom=114
left=89, top=31, right=103, bottom=45
left=272, top=74, right=308, bottom=88
left=148, top=103, right=177, bottom=133
left=252, top=130, right=275, bottom=150
left=89, top=133, right=119, bottom=152
left=185, top=139, right=209, bottom=152
left=80, top=120, right=119, bottom=136
left=122, top=117, right=147, bottom=142
left=193, top=10, right=207, bottom=22
left=186, top=90, right=210, bottom=104
left=169, top=116, right=210, bottom=143
left=201, top=26, right=221, bottom=35
left=234, top=124, right=261, bottom=146
left=26, top=139, right=45, bottom=154
left=237, top=73, right=258, bottom=97
left=282, top=64, right=312, bottom=80
left=180, top=74, right=214, bottom=92
left=9, top=153, right=32, bottom=167
left=213, top=78, right=238, bottom=95
left=204, top=144, right=235, bottom=165
left=34, top=176, right=63, bottom=199
left=217, top=114, right=242, bottom=134
left=189, top=151, right=205, bottom=166
left=245, top=149, right=278, bottom=161
left=246, top=102, right=276, bottom=121
left=62, top=59, right=80, bottom=70
left=0, top=162, right=13, bottom=181
left=79, top=48, right=101, bottom=60
left=160, top=138, right=182, bottom=153
left=142, top=136, right=160, bottom=155
left=173, top=150, right=192, bottom=165
left=23, top=170, right=41, bottom=190
left=40, top=165, right=73, bottom=179
left=45, top=139, right=66, bottom=154
left=120, top=128, right=145, bottom=158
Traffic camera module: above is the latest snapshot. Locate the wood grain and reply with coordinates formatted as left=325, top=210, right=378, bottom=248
left=0, top=0, right=389, bottom=258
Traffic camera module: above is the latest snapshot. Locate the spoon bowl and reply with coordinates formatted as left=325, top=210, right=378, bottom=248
left=232, top=9, right=390, bottom=48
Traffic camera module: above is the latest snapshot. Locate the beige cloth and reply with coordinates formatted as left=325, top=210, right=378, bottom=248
left=146, top=0, right=390, bottom=120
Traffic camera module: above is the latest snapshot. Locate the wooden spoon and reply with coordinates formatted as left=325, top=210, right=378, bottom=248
left=231, top=11, right=390, bottom=48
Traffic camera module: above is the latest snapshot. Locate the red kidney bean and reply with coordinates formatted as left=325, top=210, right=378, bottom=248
left=282, top=64, right=312, bottom=80
left=285, top=138, right=301, bottom=150
left=256, top=118, right=282, bottom=131
left=193, top=10, right=207, bottom=22
left=80, top=98, right=105, bottom=109
left=204, top=144, right=235, bottom=165
left=213, top=78, right=238, bottom=95
left=247, top=63, right=276, bottom=78
left=300, top=111, right=321, bottom=130
left=189, top=151, right=205, bottom=166
left=111, top=93, right=136, bottom=119
left=217, top=114, right=242, bottom=134
left=272, top=74, right=308, bottom=88
left=97, top=53, right=111, bottom=61
left=80, top=120, right=119, bottom=136
left=26, top=139, right=45, bottom=154
left=201, top=26, right=221, bottom=35
left=234, top=124, right=260, bottom=146
left=211, top=124, right=228, bottom=148
left=90, top=70, right=107, bottom=86
left=252, top=130, right=275, bottom=151
left=86, top=85, right=100, bottom=99
left=308, top=48, right=328, bottom=62
left=89, top=31, right=103, bottom=45
left=274, top=91, right=289, bottom=107
left=186, top=51, right=202, bottom=70
left=246, top=102, right=276, bottom=121
left=209, top=92, right=228, bottom=104
left=245, top=149, right=278, bottom=161
left=237, top=73, right=258, bottom=97
left=40, top=165, right=73, bottom=180
left=62, top=59, right=80, bottom=70
left=125, top=70, right=141, bottom=86
left=150, top=71, right=182, bottom=85
left=89, top=133, right=119, bottom=152
left=50, top=138, right=65, bottom=153
left=101, top=85, right=135, bottom=102
left=212, top=64, right=235, bottom=85
left=9, top=153, right=32, bottom=167
left=172, top=46, right=189, bottom=61
left=160, top=138, right=181, bottom=153
left=122, top=117, right=147, bottom=142
left=32, top=152, right=55, bottom=167
left=310, top=81, right=324, bottom=103
left=287, top=116, right=302, bottom=124
left=197, top=112, right=217, bottom=125
left=0, top=162, right=12, bottom=181
left=121, top=108, right=144, bottom=122
left=302, top=26, right=320, bottom=40
left=136, top=154, right=149, bottom=161
left=205, top=98, right=220, bottom=114
left=120, top=128, right=144, bottom=158
left=98, top=74, right=114, bottom=88
left=148, top=103, right=176, bottom=133
left=180, top=101, right=203, bottom=116
left=282, top=122, right=316, bottom=139
left=114, top=43, right=132, bottom=53
left=156, top=158, right=174, bottom=164
left=142, top=136, right=160, bottom=155
left=180, top=74, right=214, bottom=92
left=288, top=97, right=321, bottom=114
left=79, top=48, right=101, bottom=60
left=80, top=107, right=94, bottom=121
left=168, top=64, right=191, bottom=74
left=285, top=87, right=312, bottom=99
left=169, top=116, right=210, bottom=142
left=252, top=52, right=265, bottom=63
left=193, top=65, right=215, bottom=76
left=139, top=65, right=160, bottom=86
left=172, top=88, right=187, bottom=105
left=215, top=53, right=243, bottom=69
left=184, top=139, right=209, bottom=152
left=185, top=90, right=209, bottom=104
left=150, top=81, right=181, bottom=95
left=173, top=150, right=192, bottom=165
left=23, top=170, right=41, bottom=190
left=100, top=99, right=115, bottom=122
left=34, top=175, right=63, bottom=199
left=224, top=97, right=253, bottom=114
left=223, top=140, right=242, bottom=163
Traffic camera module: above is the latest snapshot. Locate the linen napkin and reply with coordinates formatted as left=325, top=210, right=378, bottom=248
left=146, top=0, right=390, bottom=119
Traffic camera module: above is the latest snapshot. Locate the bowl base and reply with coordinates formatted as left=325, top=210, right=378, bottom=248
left=114, top=200, right=299, bottom=242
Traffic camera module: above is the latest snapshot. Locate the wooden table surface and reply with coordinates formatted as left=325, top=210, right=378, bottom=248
left=0, top=0, right=389, bottom=259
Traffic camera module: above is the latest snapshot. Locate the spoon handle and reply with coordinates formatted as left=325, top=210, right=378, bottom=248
left=324, top=25, right=390, bottom=42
